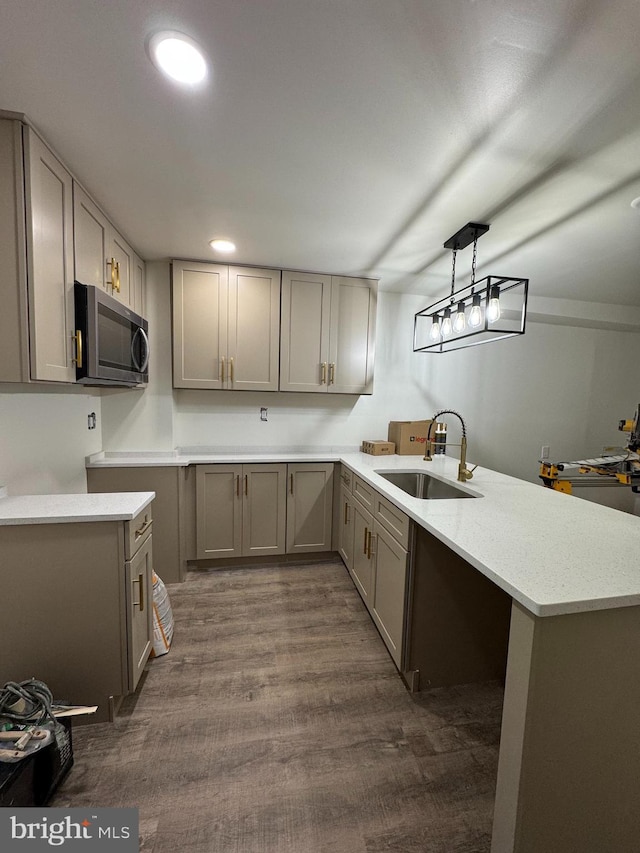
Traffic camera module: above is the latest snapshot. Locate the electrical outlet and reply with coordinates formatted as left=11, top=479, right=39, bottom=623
left=87, top=412, right=97, bottom=430
left=540, top=445, right=550, bottom=459
left=260, top=407, right=268, bottom=422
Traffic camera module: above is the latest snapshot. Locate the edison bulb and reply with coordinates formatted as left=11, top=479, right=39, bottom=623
left=469, top=294, right=482, bottom=327
left=429, top=316, right=441, bottom=341
left=487, top=288, right=501, bottom=322
left=441, top=309, right=452, bottom=336
left=453, top=301, right=466, bottom=333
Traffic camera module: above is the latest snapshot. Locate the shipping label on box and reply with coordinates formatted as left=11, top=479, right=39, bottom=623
left=387, top=420, right=433, bottom=455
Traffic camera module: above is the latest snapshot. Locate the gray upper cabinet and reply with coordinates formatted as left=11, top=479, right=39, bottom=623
left=329, top=276, right=377, bottom=394
left=280, top=271, right=376, bottom=394
left=109, top=224, right=133, bottom=307
left=173, top=261, right=228, bottom=389
left=73, top=181, right=142, bottom=312
left=279, top=271, right=332, bottom=392
left=172, top=260, right=281, bottom=391
left=0, top=112, right=146, bottom=385
left=73, top=183, right=110, bottom=292
left=0, top=117, right=76, bottom=383
left=131, top=251, right=146, bottom=317
left=24, top=128, right=76, bottom=383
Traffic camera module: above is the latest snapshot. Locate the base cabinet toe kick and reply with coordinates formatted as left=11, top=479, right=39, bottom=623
left=0, top=503, right=154, bottom=722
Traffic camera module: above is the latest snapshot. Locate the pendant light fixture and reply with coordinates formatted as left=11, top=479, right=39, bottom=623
left=413, top=222, right=528, bottom=353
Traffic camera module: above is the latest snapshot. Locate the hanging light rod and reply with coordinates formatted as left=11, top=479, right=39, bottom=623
left=413, top=221, right=528, bottom=354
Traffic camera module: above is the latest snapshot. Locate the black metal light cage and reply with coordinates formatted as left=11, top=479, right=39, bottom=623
left=413, top=274, right=529, bottom=354
left=413, top=221, right=528, bottom=354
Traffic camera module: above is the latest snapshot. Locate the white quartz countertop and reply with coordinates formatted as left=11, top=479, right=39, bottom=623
left=85, top=448, right=640, bottom=618
left=86, top=448, right=347, bottom=466
left=0, top=491, right=155, bottom=525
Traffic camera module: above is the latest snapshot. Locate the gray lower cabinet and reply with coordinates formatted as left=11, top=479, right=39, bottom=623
left=337, top=484, right=354, bottom=568
left=87, top=465, right=190, bottom=585
left=195, top=462, right=334, bottom=561
left=370, top=520, right=408, bottom=668
left=286, top=463, right=334, bottom=553
left=0, top=503, right=154, bottom=722
left=125, top=525, right=154, bottom=692
left=196, top=463, right=287, bottom=559
left=351, top=498, right=374, bottom=605
left=339, top=468, right=410, bottom=669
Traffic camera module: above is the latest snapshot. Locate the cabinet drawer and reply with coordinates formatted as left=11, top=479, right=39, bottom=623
left=339, top=465, right=353, bottom=492
left=353, top=475, right=375, bottom=512
left=125, top=504, right=153, bottom=560
left=375, top=493, right=411, bottom=549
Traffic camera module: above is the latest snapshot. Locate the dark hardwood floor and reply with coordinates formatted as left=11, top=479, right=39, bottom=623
left=52, top=560, right=503, bottom=852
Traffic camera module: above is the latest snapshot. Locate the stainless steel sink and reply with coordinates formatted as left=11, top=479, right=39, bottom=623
left=375, top=470, right=479, bottom=499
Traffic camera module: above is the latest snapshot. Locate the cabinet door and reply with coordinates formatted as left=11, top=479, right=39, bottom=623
left=328, top=276, right=377, bottom=394
left=371, top=521, right=408, bottom=668
left=0, top=119, right=29, bottom=382
left=172, top=260, right=228, bottom=389
left=351, top=500, right=374, bottom=604
left=338, top=485, right=354, bottom=570
left=73, top=182, right=109, bottom=291
left=125, top=533, right=153, bottom=692
left=228, top=266, right=280, bottom=391
left=131, top=252, right=146, bottom=317
left=286, top=463, right=334, bottom=553
left=23, top=128, right=75, bottom=382
left=109, top=225, right=132, bottom=306
left=242, top=464, right=287, bottom=557
left=196, top=464, right=242, bottom=558
left=280, top=271, right=332, bottom=392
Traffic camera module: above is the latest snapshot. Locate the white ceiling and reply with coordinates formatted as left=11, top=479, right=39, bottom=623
left=2, top=0, right=640, bottom=304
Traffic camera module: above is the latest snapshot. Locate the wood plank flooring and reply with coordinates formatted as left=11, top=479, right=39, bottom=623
left=52, top=560, right=503, bottom=852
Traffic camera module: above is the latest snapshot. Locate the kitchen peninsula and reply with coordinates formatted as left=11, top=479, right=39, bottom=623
left=85, top=449, right=640, bottom=853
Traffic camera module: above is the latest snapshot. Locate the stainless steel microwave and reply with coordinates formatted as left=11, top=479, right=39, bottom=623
left=74, top=282, right=149, bottom=387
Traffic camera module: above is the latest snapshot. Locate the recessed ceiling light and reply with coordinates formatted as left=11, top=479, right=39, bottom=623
left=209, top=239, right=236, bottom=254
left=631, top=197, right=640, bottom=210
left=148, top=31, right=208, bottom=86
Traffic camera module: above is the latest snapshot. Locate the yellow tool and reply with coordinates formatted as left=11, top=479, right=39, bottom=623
left=539, top=404, right=640, bottom=494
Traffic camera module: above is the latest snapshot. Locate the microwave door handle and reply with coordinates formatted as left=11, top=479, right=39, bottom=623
left=131, top=327, right=149, bottom=373
left=130, top=329, right=141, bottom=372
left=138, top=328, right=150, bottom=373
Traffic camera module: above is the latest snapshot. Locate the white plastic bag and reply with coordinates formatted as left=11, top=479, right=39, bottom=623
left=151, top=572, right=174, bottom=657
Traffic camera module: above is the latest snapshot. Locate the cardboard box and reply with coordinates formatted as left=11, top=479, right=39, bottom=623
left=387, top=420, right=433, bottom=455
left=361, top=440, right=395, bottom=456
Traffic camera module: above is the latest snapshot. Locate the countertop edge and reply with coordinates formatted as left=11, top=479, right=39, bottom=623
left=0, top=491, right=155, bottom=525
